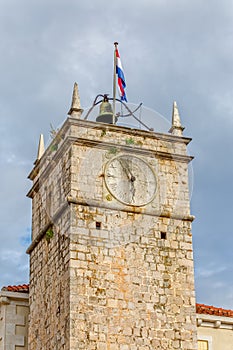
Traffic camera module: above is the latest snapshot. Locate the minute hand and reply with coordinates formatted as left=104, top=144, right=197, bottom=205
left=118, top=159, right=136, bottom=182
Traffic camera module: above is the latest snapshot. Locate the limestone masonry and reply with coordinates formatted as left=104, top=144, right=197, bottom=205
left=26, top=90, right=197, bottom=349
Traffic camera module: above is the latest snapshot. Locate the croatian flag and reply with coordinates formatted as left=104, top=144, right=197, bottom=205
left=115, top=48, right=127, bottom=102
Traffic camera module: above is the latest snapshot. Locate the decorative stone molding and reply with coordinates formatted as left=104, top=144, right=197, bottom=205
left=197, top=314, right=233, bottom=330
left=0, top=296, right=10, bottom=305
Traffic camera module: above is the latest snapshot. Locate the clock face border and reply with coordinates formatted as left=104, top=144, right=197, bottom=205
left=104, top=154, right=157, bottom=207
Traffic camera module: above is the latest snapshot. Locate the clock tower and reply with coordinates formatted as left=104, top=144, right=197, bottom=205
left=27, top=84, right=197, bottom=349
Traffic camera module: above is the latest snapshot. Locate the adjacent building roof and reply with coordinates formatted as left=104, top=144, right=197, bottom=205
left=196, top=303, right=233, bottom=318
left=1, top=284, right=29, bottom=293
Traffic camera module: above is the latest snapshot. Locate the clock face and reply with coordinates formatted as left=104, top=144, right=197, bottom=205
left=104, top=154, right=157, bottom=206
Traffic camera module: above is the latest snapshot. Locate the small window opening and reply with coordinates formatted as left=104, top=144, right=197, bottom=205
left=96, top=222, right=101, bottom=230
left=160, top=232, right=167, bottom=240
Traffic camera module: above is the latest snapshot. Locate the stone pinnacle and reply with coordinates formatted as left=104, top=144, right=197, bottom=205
left=169, top=101, right=185, bottom=136
left=68, top=82, right=83, bottom=117
left=36, top=134, right=45, bottom=162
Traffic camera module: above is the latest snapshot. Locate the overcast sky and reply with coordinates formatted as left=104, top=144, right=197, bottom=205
left=0, top=0, right=233, bottom=309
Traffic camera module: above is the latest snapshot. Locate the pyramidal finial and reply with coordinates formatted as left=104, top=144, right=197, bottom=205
left=68, top=82, right=83, bottom=117
left=169, top=101, right=185, bottom=136
left=36, top=134, right=45, bottom=163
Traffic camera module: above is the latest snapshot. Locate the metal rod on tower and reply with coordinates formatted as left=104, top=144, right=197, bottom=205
left=112, top=42, right=118, bottom=124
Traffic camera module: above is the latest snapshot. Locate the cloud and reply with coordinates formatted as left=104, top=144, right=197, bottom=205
left=195, top=263, right=233, bottom=309
left=196, top=265, right=228, bottom=279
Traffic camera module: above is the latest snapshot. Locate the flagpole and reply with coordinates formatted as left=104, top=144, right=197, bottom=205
left=113, top=42, right=118, bottom=124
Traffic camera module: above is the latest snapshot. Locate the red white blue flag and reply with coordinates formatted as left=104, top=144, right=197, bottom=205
left=115, top=48, right=127, bottom=102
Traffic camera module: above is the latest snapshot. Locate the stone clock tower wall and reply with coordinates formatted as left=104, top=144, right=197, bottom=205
left=27, top=116, right=197, bottom=349
left=27, top=143, right=72, bottom=349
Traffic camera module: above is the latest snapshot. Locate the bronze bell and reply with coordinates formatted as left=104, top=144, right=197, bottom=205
left=96, top=95, right=117, bottom=124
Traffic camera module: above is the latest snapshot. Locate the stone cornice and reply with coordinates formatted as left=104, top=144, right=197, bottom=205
left=197, top=313, right=233, bottom=330
left=72, top=137, right=194, bottom=162
left=26, top=195, right=194, bottom=255
left=0, top=291, right=29, bottom=302
left=67, top=117, right=193, bottom=145
left=27, top=117, right=193, bottom=182
left=27, top=135, right=193, bottom=198
left=67, top=196, right=195, bottom=222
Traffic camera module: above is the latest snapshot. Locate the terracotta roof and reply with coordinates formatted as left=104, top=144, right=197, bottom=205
left=1, top=284, right=29, bottom=293
left=196, top=303, right=233, bottom=318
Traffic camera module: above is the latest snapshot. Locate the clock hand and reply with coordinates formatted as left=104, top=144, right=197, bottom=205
left=118, top=159, right=131, bottom=179
left=130, top=180, right=136, bottom=203
left=117, top=158, right=137, bottom=203
left=118, top=159, right=136, bottom=182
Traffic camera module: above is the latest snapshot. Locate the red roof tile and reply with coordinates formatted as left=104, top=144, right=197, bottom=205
left=196, top=303, right=233, bottom=318
left=1, top=284, right=29, bottom=293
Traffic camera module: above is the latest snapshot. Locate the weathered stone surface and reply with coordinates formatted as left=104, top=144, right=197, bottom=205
left=27, top=118, right=197, bottom=349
